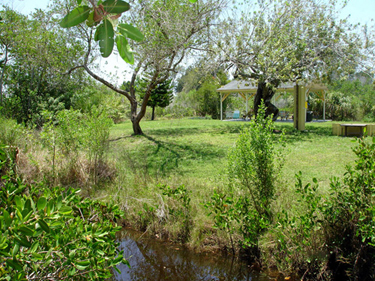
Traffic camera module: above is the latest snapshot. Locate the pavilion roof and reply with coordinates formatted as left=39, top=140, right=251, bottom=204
left=217, top=80, right=328, bottom=94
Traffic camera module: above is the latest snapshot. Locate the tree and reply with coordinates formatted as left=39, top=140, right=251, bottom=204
left=216, top=0, right=361, bottom=119
left=175, top=65, right=230, bottom=119
left=0, top=7, right=87, bottom=126
left=58, top=0, right=226, bottom=135
left=139, top=78, right=173, bottom=120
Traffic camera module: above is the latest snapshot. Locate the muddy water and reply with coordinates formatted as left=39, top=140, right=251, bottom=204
left=113, top=229, right=271, bottom=281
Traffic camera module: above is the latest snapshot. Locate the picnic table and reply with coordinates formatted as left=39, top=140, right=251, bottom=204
left=340, top=124, right=367, bottom=137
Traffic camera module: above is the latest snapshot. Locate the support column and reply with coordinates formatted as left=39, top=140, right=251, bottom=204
left=245, top=93, right=248, bottom=120
left=323, top=91, right=326, bottom=121
left=220, top=93, right=223, bottom=121
left=294, top=85, right=306, bottom=131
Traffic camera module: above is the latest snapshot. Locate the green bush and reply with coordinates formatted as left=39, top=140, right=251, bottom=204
left=40, top=108, right=113, bottom=186
left=206, top=102, right=285, bottom=253
left=270, top=136, right=375, bottom=279
left=0, top=145, right=128, bottom=280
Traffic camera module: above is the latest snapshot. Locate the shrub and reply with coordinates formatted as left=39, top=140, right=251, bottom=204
left=40, top=108, right=113, bottom=186
left=269, top=136, right=375, bottom=280
left=206, top=102, right=285, bottom=253
left=0, top=145, right=128, bottom=280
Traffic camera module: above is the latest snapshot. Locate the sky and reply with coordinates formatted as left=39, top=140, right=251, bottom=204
left=2, top=0, right=374, bottom=24
left=1, top=0, right=374, bottom=83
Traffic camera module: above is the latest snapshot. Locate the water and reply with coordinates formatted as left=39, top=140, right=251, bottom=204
left=113, top=229, right=271, bottom=281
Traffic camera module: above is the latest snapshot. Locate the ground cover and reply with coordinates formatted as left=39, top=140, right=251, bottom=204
left=3, top=115, right=374, bottom=279
left=94, top=119, right=358, bottom=245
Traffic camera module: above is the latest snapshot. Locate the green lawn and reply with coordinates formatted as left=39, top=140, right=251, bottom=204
left=108, top=119, right=356, bottom=189
left=97, top=118, right=360, bottom=246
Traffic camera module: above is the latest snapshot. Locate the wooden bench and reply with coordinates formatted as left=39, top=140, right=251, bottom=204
left=340, top=124, right=367, bottom=137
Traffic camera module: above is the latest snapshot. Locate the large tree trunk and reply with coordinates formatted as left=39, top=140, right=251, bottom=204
left=132, top=118, right=143, bottom=135
left=254, top=81, right=279, bottom=121
left=151, top=106, right=155, bottom=121
left=130, top=100, right=144, bottom=135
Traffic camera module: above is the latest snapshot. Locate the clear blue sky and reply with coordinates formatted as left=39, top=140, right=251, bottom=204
left=2, top=0, right=374, bottom=26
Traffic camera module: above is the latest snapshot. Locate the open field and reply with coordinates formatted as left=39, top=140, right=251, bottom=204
left=108, top=119, right=357, bottom=190
left=91, top=118, right=364, bottom=248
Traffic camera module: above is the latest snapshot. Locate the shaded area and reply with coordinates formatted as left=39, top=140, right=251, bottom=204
left=119, top=134, right=228, bottom=177
left=113, top=229, right=270, bottom=281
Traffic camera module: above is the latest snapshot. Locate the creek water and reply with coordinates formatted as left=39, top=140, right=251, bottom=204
left=112, top=229, right=271, bottom=281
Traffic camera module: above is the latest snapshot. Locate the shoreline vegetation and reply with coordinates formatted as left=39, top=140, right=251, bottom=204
left=1, top=114, right=375, bottom=280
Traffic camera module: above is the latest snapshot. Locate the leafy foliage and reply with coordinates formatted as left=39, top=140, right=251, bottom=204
left=40, top=108, right=113, bottom=186
left=269, top=136, right=375, bottom=279
left=227, top=102, right=285, bottom=221
left=174, top=67, right=230, bottom=119
left=0, top=8, right=87, bottom=127
left=0, top=145, right=128, bottom=280
left=206, top=102, right=285, bottom=252
left=138, top=78, right=173, bottom=120
left=160, top=184, right=192, bottom=242
left=60, top=0, right=143, bottom=61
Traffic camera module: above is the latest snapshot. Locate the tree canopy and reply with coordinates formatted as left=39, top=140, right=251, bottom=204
left=215, top=0, right=362, bottom=117
left=57, top=0, right=227, bottom=135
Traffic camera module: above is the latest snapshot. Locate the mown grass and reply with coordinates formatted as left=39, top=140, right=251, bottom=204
left=91, top=118, right=362, bottom=249
left=108, top=119, right=356, bottom=188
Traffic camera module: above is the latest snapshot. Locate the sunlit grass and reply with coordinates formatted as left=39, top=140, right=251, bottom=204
left=97, top=118, right=361, bottom=246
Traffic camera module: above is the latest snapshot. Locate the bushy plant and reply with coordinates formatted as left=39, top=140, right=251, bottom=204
left=227, top=101, right=284, bottom=222
left=40, top=108, right=113, bottom=186
left=269, top=136, right=375, bottom=280
left=0, top=145, right=128, bottom=280
left=206, top=102, right=285, bottom=252
left=160, top=184, right=192, bottom=242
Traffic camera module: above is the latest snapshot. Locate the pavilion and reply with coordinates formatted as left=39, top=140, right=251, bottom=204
left=217, top=80, right=328, bottom=131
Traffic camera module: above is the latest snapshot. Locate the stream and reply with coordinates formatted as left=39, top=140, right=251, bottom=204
left=112, top=229, right=272, bottom=281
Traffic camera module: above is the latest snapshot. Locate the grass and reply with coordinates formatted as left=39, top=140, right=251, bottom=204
left=108, top=119, right=356, bottom=188
left=3, top=115, right=371, bottom=277
left=90, top=118, right=362, bottom=249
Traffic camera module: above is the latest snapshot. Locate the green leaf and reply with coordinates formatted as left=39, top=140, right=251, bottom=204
left=116, top=35, right=134, bottom=64
left=94, top=19, right=115, bottom=57
left=59, top=205, right=73, bottom=215
left=2, top=209, right=11, bottom=228
left=38, top=219, right=50, bottom=233
left=29, top=241, right=39, bottom=253
left=60, top=6, right=91, bottom=28
left=86, top=12, right=95, bottom=27
left=118, top=23, right=144, bottom=42
left=14, top=195, right=23, bottom=210
left=16, top=236, right=31, bottom=248
left=24, top=199, right=32, bottom=211
left=6, top=259, right=23, bottom=271
left=188, top=0, right=197, bottom=2
left=76, top=260, right=91, bottom=267
left=19, top=226, right=34, bottom=236
left=56, top=195, right=63, bottom=210
left=77, top=0, right=83, bottom=4
left=12, top=243, right=20, bottom=257
left=102, top=0, right=130, bottom=14
left=47, top=200, right=55, bottom=215
left=31, top=252, right=43, bottom=260
left=37, top=197, right=47, bottom=211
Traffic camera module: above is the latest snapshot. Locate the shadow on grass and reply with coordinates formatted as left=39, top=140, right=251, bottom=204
left=273, top=123, right=335, bottom=144
left=119, top=134, right=228, bottom=177
left=144, top=123, right=244, bottom=137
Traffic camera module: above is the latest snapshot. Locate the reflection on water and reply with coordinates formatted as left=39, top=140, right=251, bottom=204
left=113, top=229, right=270, bottom=281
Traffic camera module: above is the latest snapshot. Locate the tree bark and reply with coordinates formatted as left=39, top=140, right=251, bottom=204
left=132, top=118, right=143, bottom=135
left=254, top=81, right=279, bottom=121
left=0, top=46, right=9, bottom=105
left=151, top=106, right=155, bottom=121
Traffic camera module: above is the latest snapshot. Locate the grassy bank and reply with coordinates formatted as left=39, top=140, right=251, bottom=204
left=4, top=116, right=373, bottom=279
left=92, top=119, right=357, bottom=246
